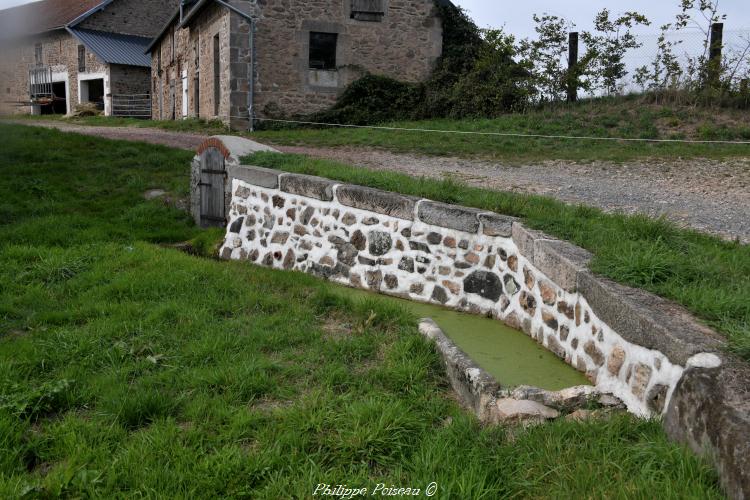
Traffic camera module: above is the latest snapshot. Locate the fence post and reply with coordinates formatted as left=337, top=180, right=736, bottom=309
left=708, top=22, right=724, bottom=87
left=567, top=32, right=579, bottom=102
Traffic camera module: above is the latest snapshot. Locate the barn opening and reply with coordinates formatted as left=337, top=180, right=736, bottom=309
left=80, top=78, right=105, bottom=110
left=42, top=82, right=67, bottom=115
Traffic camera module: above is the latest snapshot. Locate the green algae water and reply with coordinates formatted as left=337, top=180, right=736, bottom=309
left=336, top=287, right=590, bottom=391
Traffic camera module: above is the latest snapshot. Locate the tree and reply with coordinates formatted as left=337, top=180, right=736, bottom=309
left=581, top=9, right=651, bottom=95
left=517, top=14, right=575, bottom=102
left=633, top=24, right=684, bottom=93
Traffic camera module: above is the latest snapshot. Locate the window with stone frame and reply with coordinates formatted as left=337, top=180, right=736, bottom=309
left=351, top=0, right=385, bottom=22
left=78, top=45, right=86, bottom=73
left=34, top=43, right=43, bottom=66
left=309, top=32, right=338, bottom=70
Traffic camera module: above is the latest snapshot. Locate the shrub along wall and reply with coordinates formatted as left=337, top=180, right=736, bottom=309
left=193, top=137, right=750, bottom=499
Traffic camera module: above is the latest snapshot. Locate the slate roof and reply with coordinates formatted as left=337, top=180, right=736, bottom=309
left=69, top=27, right=152, bottom=67
left=0, top=0, right=105, bottom=39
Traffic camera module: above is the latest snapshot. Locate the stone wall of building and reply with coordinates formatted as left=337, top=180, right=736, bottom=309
left=151, top=4, right=233, bottom=123
left=108, top=64, right=149, bottom=95
left=214, top=165, right=729, bottom=418
left=253, top=0, right=442, bottom=118
left=78, top=0, right=180, bottom=38
left=0, top=30, right=107, bottom=116
left=150, top=0, right=442, bottom=126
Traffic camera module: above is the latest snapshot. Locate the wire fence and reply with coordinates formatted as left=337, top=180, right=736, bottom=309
left=608, top=26, right=750, bottom=94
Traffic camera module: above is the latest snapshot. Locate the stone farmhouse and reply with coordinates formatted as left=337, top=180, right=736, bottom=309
left=0, top=0, right=177, bottom=117
left=147, top=0, right=448, bottom=130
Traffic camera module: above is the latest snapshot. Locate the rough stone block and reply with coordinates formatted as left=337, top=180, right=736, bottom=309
left=336, top=185, right=417, bottom=220
left=576, top=272, right=725, bottom=365
left=533, top=239, right=592, bottom=293
left=279, top=173, right=335, bottom=201
left=664, top=359, right=750, bottom=499
left=229, top=165, right=279, bottom=189
left=463, top=271, right=503, bottom=302
left=493, top=398, right=560, bottom=423
left=479, top=213, right=518, bottom=237
left=511, top=222, right=553, bottom=262
left=417, top=201, right=481, bottom=233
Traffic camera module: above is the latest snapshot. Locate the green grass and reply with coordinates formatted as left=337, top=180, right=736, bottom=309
left=9, top=96, right=750, bottom=161
left=0, top=125, right=726, bottom=497
left=244, top=152, right=750, bottom=361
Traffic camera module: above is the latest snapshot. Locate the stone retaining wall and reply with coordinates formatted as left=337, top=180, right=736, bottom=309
left=218, top=166, right=723, bottom=417
left=195, top=137, right=749, bottom=499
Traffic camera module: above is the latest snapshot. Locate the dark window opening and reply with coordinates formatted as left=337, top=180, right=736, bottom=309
left=213, top=34, right=220, bottom=116
left=171, top=28, right=176, bottom=63
left=78, top=45, right=86, bottom=72
left=194, top=77, right=200, bottom=117
left=34, top=43, right=43, bottom=66
left=6, top=88, right=10, bottom=94
left=351, top=0, right=385, bottom=22
left=309, top=32, right=337, bottom=70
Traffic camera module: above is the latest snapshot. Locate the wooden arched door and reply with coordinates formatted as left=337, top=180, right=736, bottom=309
left=199, top=147, right=227, bottom=227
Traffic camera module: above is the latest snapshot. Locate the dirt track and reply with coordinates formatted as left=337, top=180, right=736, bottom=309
left=7, top=119, right=750, bottom=244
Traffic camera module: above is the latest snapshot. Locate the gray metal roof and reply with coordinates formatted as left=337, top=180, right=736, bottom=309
left=69, top=27, right=152, bottom=67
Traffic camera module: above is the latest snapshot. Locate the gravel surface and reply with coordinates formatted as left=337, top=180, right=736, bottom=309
left=7, top=120, right=749, bottom=243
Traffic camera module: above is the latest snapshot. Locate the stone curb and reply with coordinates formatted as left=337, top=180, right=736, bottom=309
left=418, top=318, right=500, bottom=421
left=576, top=271, right=725, bottom=366
left=479, top=213, right=518, bottom=237
left=279, top=173, right=336, bottom=201
left=417, top=201, right=483, bottom=233
left=510, top=222, right=553, bottom=262
left=533, top=239, right=592, bottom=293
left=335, top=184, right=417, bottom=221
left=665, top=359, right=750, bottom=499
left=228, top=165, right=280, bottom=189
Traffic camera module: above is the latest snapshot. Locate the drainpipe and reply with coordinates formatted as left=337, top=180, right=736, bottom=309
left=249, top=18, right=255, bottom=132
left=215, top=0, right=256, bottom=131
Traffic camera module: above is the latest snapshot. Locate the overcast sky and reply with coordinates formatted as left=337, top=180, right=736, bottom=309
left=0, top=0, right=748, bottom=37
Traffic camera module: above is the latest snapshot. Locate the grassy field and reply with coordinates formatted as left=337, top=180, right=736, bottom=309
left=11, top=97, right=750, bottom=162
left=0, top=124, right=726, bottom=497
left=245, top=152, right=750, bottom=362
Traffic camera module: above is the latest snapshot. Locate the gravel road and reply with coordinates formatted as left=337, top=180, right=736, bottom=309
left=7, top=119, right=749, bottom=243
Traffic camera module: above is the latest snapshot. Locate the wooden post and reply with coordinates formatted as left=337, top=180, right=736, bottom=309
left=708, top=22, right=724, bottom=87
left=567, top=32, right=579, bottom=102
